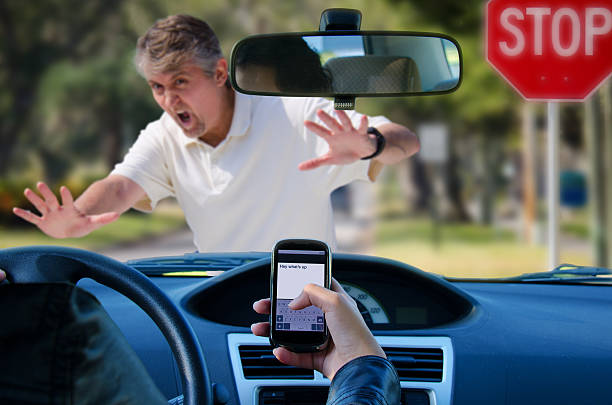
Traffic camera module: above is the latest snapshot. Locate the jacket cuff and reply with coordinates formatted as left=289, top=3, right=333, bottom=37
left=327, top=356, right=401, bottom=405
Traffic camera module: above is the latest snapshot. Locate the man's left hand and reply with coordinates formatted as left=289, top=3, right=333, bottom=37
left=298, top=109, right=376, bottom=170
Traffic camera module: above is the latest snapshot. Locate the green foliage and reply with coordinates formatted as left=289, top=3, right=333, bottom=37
left=0, top=0, right=127, bottom=173
left=389, top=0, right=484, bottom=34
left=0, top=178, right=32, bottom=225
left=2, top=0, right=522, bottom=230
left=5, top=0, right=513, bottom=172
left=30, top=53, right=159, bottom=182
left=377, top=216, right=515, bottom=244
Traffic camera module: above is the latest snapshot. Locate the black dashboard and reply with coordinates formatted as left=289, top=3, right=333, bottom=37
left=76, top=253, right=612, bottom=405
left=185, top=255, right=474, bottom=331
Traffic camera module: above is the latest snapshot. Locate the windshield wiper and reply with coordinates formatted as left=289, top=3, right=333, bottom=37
left=506, top=264, right=612, bottom=283
left=126, top=252, right=268, bottom=276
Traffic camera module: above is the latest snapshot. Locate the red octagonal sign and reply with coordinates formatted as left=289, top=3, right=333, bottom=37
left=487, top=0, right=612, bottom=101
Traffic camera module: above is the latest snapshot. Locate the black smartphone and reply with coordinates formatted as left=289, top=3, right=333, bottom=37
left=270, top=239, right=331, bottom=352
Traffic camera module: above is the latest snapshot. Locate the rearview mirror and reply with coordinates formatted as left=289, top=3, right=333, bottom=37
left=230, top=32, right=462, bottom=98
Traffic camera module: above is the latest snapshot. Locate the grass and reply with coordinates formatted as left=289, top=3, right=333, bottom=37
left=373, top=217, right=591, bottom=279
left=0, top=204, right=186, bottom=250
left=372, top=176, right=592, bottom=279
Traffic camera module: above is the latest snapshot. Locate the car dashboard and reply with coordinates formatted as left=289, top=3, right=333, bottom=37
left=77, top=253, right=612, bottom=405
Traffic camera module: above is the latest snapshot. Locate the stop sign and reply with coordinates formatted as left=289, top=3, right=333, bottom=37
left=487, top=0, right=612, bottom=101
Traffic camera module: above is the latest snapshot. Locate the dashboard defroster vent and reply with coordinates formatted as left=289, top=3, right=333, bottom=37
left=384, top=347, right=443, bottom=382
left=238, top=345, right=314, bottom=379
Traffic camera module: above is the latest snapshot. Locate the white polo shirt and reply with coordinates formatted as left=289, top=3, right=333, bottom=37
left=111, top=93, right=389, bottom=252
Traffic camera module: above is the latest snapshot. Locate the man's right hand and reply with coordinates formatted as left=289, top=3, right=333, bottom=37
left=13, top=182, right=119, bottom=238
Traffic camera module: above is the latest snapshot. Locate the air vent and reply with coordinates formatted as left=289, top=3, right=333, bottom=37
left=238, top=345, right=314, bottom=379
left=258, top=387, right=329, bottom=405
left=384, top=347, right=443, bottom=382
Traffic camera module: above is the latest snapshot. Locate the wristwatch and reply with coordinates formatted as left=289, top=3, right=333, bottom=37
left=361, top=127, right=386, bottom=160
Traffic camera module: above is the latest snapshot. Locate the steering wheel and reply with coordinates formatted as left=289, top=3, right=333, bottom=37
left=0, top=245, right=212, bottom=405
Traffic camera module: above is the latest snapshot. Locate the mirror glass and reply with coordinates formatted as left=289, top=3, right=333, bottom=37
left=231, top=33, right=461, bottom=96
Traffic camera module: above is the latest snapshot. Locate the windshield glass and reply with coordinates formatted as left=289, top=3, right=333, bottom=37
left=1, top=0, right=610, bottom=280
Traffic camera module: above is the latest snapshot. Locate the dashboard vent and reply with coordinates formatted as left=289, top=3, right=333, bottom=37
left=238, top=345, right=314, bottom=379
left=384, top=347, right=443, bottom=382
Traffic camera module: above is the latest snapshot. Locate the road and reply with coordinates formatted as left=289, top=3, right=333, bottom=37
left=99, top=215, right=374, bottom=262
left=99, top=187, right=376, bottom=261
left=99, top=228, right=197, bottom=262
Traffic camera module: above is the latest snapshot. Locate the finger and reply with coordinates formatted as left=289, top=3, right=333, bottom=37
left=12, top=207, right=42, bottom=225
left=253, top=298, right=271, bottom=315
left=334, top=110, right=354, bottom=129
left=0, top=270, right=5, bottom=282
left=331, top=278, right=358, bottom=309
left=316, top=109, right=343, bottom=132
left=289, top=283, right=338, bottom=311
left=88, top=212, right=120, bottom=227
left=304, top=120, right=332, bottom=138
left=59, top=186, right=74, bottom=208
left=273, top=347, right=315, bottom=370
left=298, top=154, right=334, bottom=171
left=330, top=278, right=350, bottom=297
left=24, top=188, right=48, bottom=215
left=357, top=115, right=368, bottom=134
left=330, top=278, right=351, bottom=299
left=37, top=182, right=60, bottom=210
left=251, top=321, right=270, bottom=337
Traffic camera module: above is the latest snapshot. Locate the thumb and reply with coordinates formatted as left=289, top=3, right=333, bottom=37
left=288, top=283, right=335, bottom=312
left=288, top=289, right=312, bottom=311
left=298, top=154, right=334, bottom=171
left=88, top=212, right=120, bottom=227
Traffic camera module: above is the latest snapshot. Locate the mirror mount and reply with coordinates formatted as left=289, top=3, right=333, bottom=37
left=319, top=8, right=361, bottom=31
left=319, top=9, right=361, bottom=110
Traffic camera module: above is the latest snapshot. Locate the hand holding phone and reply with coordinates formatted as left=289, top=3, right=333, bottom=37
left=252, top=278, right=386, bottom=380
left=270, top=239, right=331, bottom=352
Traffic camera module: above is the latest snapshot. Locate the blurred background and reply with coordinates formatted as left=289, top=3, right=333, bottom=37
left=1, top=0, right=610, bottom=278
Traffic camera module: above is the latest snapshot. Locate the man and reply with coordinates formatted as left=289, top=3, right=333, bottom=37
left=13, top=14, right=419, bottom=252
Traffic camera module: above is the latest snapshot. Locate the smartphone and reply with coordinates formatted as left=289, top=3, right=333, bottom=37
left=270, top=239, right=331, bottom=352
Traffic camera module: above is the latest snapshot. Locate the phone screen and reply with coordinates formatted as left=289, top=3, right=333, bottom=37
left=276, top=250, right=326, bottom=332
left=271, top=239, right=330, bottom=351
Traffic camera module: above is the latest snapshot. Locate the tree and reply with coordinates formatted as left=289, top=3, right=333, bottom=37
left=0, top=0, right=160, bottom=175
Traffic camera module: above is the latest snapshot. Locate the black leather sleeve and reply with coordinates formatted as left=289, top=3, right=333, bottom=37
left=326, top=355, right=401, bottom=405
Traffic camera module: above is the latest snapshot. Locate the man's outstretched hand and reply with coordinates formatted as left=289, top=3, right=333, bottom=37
left=13, top=182, right=119, bottom=239
left=299, top=109, right=377, bottom=171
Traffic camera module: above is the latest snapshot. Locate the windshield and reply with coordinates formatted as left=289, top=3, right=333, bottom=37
left=1, top=0, right=609, bottom=281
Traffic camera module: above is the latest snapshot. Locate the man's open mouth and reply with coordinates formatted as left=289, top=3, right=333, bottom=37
left=177, top=111, right=191, bottom=125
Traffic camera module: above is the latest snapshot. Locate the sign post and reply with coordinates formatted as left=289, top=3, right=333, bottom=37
left=419, top=123, right=450, bottom=248
left=547, top=102, right=560, bottom=268
left=486, top=0, right=612, bottom=270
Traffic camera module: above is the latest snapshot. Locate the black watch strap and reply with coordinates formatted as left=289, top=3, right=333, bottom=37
left=361, top=127, right=386, bottom=160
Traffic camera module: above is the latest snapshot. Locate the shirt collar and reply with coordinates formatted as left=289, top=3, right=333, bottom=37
left=180, top=91, right=252, bottom=147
